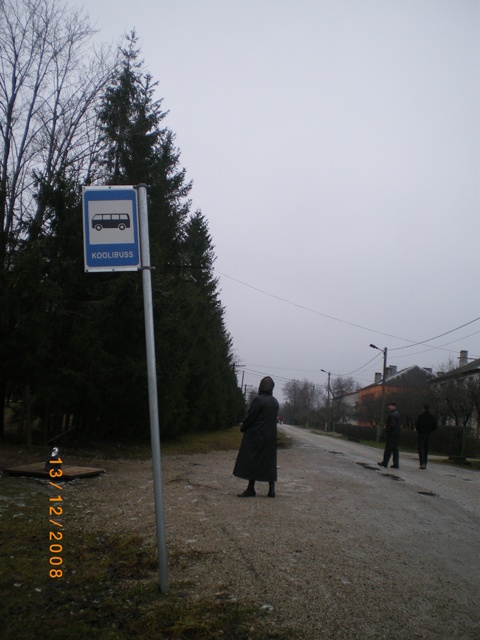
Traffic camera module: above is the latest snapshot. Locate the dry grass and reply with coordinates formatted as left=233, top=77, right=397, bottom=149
left=0, top=426, right=295, bottom=640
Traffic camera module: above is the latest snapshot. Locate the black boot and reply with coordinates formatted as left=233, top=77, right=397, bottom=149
left=238, top=480, right=256, bottom=498
left=267, top=482, right=275, bottom=498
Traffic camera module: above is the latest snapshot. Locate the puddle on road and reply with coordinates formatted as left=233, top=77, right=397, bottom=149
left=448, top=474, right=473, bottom=482
left=356, top=462, right=379, bottom=471
left=327, top=451, right=345, bottom=456
left=382, top=473, right=404, bottom=481
left=355, top=462, right=406, bottom=481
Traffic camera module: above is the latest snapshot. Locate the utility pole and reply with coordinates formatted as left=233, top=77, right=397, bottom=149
left=321, top=369, right=331, bottom=431
left=370, top=344, right=388, bottom=442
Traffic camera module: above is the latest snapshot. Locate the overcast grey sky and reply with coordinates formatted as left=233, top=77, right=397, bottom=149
left=79, top=0, right=480, bottom=401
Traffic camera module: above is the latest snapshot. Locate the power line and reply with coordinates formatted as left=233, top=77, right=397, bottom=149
left=217, top=271, right=404, bottom=340
left=389, top=319, right=480, bottom=351
left=217, top=269, right=480, bottom=352
left=241, top=367, right=297, bottom=384
left=337, top=352, right=383, bottom=377
left=227, top=272, right=479, bottom=391
left=390, top=329, right=480, bottom=360
left=240, top=351, right=382, bottom=388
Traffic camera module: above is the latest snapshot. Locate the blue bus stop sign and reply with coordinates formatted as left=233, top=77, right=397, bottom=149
left=83, top=186, right=141, bottom=272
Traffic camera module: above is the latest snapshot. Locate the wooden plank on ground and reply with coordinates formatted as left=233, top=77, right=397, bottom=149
left=2, top=462, right=105, bottom=480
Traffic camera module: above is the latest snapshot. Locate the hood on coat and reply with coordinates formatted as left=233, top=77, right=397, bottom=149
left=259, top=376, right=275, bottom=394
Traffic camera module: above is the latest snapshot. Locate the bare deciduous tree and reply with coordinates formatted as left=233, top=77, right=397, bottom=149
left=282, top=378, right=322, bottom=426
left=0, top=0, right=116, bottom=436
left=0, top=0, right=116, bottom=256
left=330, top=376, right=360, bottom=425
left=432, top=359, right=479, bottom=457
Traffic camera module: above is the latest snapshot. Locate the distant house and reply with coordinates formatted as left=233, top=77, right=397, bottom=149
left=433, top=350, right=480, bottom=381
left=332, top=389, right=358, bottom=424
left=430, top=350, right=480, bottom=436
left=339, top=365, right=437, bottom=426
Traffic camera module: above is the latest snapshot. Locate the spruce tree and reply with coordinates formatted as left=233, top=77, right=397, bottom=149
left=97, top=33, right=243, bottom=437
left=3, top=29, right=243, bottom=443
left=181, top=211, right=243, bottom=430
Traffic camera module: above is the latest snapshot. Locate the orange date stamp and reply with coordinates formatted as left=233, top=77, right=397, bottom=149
left=48, top=460, right=63, bottom=578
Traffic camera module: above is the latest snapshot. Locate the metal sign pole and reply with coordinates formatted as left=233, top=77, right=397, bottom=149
left=136, top=184, right=169, bottom=593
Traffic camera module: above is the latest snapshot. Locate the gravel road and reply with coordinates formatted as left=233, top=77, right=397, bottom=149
left=65, top=425, right=480, bottom=640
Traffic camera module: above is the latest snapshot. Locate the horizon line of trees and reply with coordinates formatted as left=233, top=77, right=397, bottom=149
left=280, top=376, right=360, bottom=428
left=1, top=0, right=245, bottom=446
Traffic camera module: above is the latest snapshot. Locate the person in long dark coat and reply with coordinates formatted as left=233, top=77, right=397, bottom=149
left=233, top=376, right=279, bottom=498
left=415, top=404, right=437, bottom=469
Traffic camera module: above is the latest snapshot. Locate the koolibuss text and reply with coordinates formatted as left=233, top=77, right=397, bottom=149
left=91, top=251, right=134, bottom=259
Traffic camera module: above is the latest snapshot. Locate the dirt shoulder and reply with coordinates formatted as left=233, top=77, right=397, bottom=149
left=3, top=431, right=479, bottom=640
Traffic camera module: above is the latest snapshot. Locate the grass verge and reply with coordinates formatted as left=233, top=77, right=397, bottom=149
left=0, top=427, right=295, bottom=640
left=0, top=481, right=293, bottom=640
left=435, top=458, right=480, bottom=471
left=163, top=425, right=292, bottom=455
left=0, top=425, right=291, bottom=468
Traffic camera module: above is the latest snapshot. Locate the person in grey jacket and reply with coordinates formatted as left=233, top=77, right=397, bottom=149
left=233, top=376, right=279, bottom=498
left=378, top=402, right=401, bottom=469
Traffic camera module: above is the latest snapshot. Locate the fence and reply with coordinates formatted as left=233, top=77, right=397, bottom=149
left=333, top=424, right=480, bottom=458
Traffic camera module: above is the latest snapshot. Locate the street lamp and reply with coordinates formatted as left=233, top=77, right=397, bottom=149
left=370, top=344, right=388, bottom=442
left=321, top=369, right=332, bottom=431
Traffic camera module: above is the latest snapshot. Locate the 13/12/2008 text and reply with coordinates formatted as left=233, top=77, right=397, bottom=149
left=48, top=462, right=64, bottom=578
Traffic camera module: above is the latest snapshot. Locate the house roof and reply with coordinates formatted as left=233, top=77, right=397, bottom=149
left=359, top=365, right=436, bottom=393
left=384, top=365, right=437, bottom=387
left=452, top=357, right=480, bottom=375
left=430, top=357, right=480, bottom=383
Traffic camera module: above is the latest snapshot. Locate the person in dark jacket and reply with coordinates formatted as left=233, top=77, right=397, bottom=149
left=233, top=376, right=279, bottom=498
left=415, top=404, right=437, bottom=469
left=378, top=402, right=401, bottom=469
